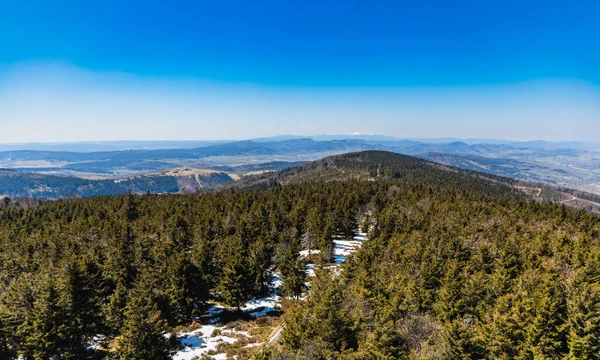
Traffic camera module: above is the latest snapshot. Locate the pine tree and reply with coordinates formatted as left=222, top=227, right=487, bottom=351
left=117, top=280, right=175, bottom=360
left=567, top=264, right=600, bottom=359
left=277, top=241, right=307, bottom=300
left=20, top=278, right=72, bottom=359
left=59, top=258, right=105, bottom=356
left=216, top=235, right=253, bottom=310
left=0, top=316, right=15, bottom=359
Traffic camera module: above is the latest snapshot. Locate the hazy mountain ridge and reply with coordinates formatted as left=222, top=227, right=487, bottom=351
left=2, top=137, right=600, bottom=196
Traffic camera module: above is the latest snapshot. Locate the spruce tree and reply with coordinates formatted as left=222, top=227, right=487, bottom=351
left=248, top=239, right=273, bottom=296
left=300, top=225, right=316, bottom=255
left=0, top=316, right=15, bottom=359
left=281, top=269, right=354, bottom=353
left=117, top=280, right=175, bottom=360
left=161, top=248, right=203, bottom=325
left=216, top=235, right=253, bottom=310
left=60, top=259, right=104, bottom=356
left=277, top=241, right=307, bottom=300
left=522, top=270, right=568, bottom=359
left=103, top=282, right=128, bottom=335
left=20, top=278, right=72, bottom=359
left=567, top=265, right=600, bottom=359
left=0, top=273, right=37, bottom=353
left=281, top=257, right=308, bottom=300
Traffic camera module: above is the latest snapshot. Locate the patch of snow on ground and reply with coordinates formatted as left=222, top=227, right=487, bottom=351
left=299, top=249, right=320, bottom=257
left=85, top=335, right=107, bottom=351
left=306, top=263, right=315, bottom=277
left=175, top=273, right=284, bottom=359
left=174, top=325, right=243, bottom=360
left=242, top=295, right=279, bottom=313
left=243, top=273, right=282, bottom=317
left=305, top=231, right=367, bottom=275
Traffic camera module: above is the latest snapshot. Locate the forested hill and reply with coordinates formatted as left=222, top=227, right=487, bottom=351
left=0, top=150, right=599, bottom=358
left=0, top=169, right=233, bottom=199
left=224, top=150, right=516, bottom=192
left=227, top=151, right=600, bottom=213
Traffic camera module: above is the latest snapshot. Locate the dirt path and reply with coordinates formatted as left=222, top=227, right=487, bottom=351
left=267, top=326, right=284, bottom=344
left=561, top=195, right=577, bottom=203
left=560, top=195, right=600, bottom=208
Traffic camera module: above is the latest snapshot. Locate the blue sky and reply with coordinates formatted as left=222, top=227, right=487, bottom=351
left=1, top=0, right=599, bottom=142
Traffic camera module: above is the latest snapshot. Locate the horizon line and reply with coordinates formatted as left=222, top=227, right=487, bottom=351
left=0, top=136, right=598, bottom=146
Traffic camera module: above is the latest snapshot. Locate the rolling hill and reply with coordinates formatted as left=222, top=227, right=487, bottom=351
left=0, top=169, right=233, bottom=199
left=3, top=138, right=600, bottom=196
left=224, top=151, right=600, bottom=213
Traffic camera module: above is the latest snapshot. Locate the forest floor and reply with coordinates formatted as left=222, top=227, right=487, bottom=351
left=172, top=230, right=368, bottom=359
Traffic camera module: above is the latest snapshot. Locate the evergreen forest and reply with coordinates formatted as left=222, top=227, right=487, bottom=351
left=0, top=151, right=599, bottom=359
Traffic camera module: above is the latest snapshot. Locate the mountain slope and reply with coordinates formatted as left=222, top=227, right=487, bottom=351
left=224, top=151, right=517, bottom=193
left=225, top=151, right=600, bottom=213
left=0, top=169, right=233, bottom=199
left=420, top=151, right=600, bottom=195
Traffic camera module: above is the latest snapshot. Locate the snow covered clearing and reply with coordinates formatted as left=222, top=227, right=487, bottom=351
left=173, top=273, right=283, bottom=359
left=304, top=231, right=367, bottom=276
left=172, top=231, right=367, bottom=359
left=174, top=324, right=240, bottom=360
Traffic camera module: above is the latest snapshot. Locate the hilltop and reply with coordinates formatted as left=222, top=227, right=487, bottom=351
left=223, top=151, right=600, bottom=213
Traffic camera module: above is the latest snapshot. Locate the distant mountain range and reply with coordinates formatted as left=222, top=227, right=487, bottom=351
left=1, top=135, right=599, bottom=152
left=1, top=136, right=600, bottom=197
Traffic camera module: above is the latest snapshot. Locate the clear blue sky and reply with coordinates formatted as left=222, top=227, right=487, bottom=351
left=1, top=0, right=599, bottom=142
